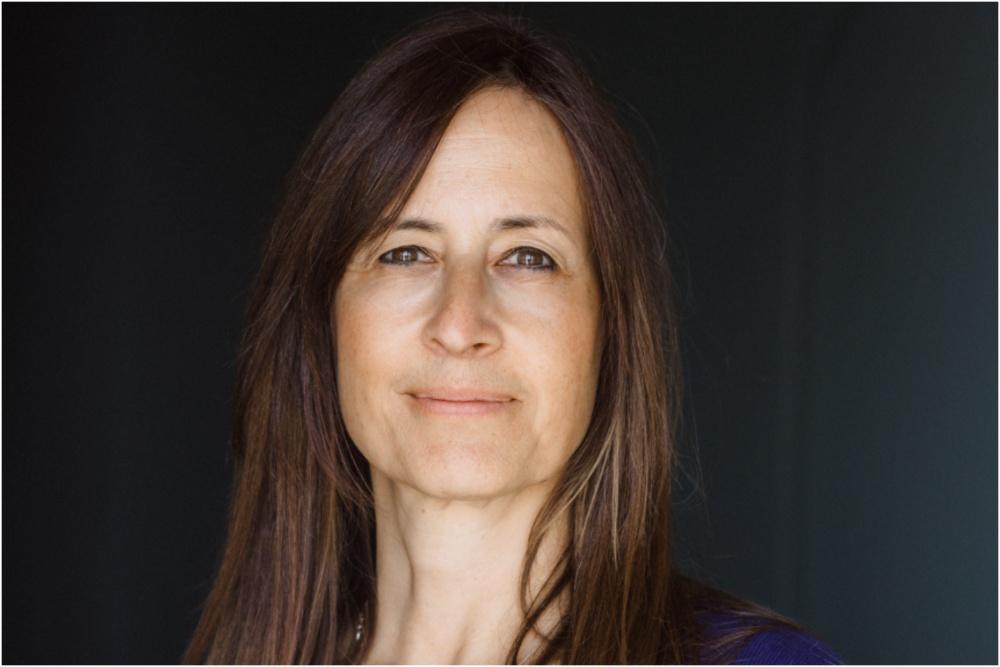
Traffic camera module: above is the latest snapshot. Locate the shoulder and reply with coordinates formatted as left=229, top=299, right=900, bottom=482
left=698, top=610, right=843, bottom=665
left=730, top=625, right=843, bottom=665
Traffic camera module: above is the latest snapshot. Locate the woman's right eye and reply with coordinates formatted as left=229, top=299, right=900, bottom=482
left=378, top=246, right=430, bottom=266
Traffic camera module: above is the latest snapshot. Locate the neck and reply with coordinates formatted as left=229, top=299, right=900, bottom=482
left=361, top=469, right=567, bottom=664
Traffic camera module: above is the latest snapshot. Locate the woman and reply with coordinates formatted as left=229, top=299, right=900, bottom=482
left=184, top=9, right=841, bottom=664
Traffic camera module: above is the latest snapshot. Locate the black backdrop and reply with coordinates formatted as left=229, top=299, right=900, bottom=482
left=3, top=3, right=996, bottom=664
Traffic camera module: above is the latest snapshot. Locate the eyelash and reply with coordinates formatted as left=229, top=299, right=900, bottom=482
left=378, top=246, right=557, bottom=271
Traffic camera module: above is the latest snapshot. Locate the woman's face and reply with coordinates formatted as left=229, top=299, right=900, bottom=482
left=334, top=87, right=602, bottom=499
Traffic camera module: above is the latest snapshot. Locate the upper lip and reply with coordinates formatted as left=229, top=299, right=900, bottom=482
left=409, top=387, right=515, bottom=402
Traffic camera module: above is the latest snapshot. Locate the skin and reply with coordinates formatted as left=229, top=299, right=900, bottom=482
left=334, top=86, right=603, bottom=664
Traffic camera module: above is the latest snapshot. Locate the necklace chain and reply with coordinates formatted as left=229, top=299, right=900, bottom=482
left=354, top=612, right=365, bottom=643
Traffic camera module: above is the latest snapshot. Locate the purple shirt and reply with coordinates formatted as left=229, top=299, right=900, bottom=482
left=700, top=611, right=843, bottom=664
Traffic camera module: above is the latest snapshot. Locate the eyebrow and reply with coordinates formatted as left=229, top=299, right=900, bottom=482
left=391, top=215, right=571, bottom=239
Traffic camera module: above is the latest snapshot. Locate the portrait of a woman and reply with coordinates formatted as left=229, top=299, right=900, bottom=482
left=183, top=9, right=841, bottom=664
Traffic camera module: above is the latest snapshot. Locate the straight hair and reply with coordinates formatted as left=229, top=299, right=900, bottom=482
left=184, top=9, right=805, bottom=664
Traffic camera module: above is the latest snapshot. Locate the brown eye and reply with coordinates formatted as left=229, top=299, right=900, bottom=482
left=378, top=246, right=429, bottom=266
left=501, top=247, right=556, bottom=271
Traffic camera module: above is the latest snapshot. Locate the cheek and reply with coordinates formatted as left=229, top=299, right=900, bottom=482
left=518, top=285, right=602, bottom=464
left=335, top=275, right=415, bottom=383
left=333, top=285, right=404, bottom=448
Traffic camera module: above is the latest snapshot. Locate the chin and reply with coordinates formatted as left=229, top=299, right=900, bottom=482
left=400, top=440, right=524, bottom=500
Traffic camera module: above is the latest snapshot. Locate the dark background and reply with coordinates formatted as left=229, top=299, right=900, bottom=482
left=3, top=3, right=996, bottom=664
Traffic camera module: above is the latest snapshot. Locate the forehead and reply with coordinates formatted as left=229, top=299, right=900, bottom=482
left=400, top=87, right=584, bottom=233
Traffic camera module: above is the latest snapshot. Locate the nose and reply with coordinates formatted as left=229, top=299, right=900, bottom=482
left=422, top=259, right=502, bottom=358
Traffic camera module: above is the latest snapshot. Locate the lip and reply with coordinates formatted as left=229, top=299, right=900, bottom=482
left=407, top=388, right=516, bottom=416
left=409, top=387, right=515, bottom=402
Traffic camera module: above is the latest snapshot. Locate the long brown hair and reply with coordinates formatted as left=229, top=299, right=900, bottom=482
left=184, top=8, right=804, bottom=664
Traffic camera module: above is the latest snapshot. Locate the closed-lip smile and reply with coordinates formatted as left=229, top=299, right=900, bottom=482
left=407, top=387, right=516, bottom=415
left=409, top=387, right=515, bottom=402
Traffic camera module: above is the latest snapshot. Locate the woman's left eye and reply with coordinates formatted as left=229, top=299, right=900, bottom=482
left=499, top=247, right=556, bottom=271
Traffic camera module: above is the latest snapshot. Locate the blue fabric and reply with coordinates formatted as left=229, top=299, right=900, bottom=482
left=699, top=611, right=843, bottom=664
left=731, top=626, right=843, bottom=665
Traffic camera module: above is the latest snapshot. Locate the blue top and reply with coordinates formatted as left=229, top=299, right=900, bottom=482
left=700, top=611, right=843, bottom=664
left=730, top=625, right=843, bottom=664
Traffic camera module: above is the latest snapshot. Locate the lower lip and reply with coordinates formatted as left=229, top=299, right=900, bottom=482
left=410, top=395, right=514, bottom=416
